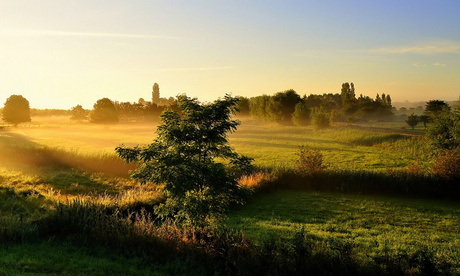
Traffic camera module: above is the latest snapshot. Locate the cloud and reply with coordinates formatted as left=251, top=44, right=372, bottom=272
left=0, top=29, right=180, bottom=39
left=370, top=41, right=460, bottom=54
left=412, top=62, right=446, bottom=67
left=157, top=66, right=233, bottom=72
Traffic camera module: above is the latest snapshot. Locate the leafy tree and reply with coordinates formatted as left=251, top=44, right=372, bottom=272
left=341, top=82, right=357, bottom=115
left=249, top=95, right=270, bottom=119
left=311, top=106, right=330, bottom=129
left=70, top=105, right=87, bottom=121
left=236, top=96, right=250, bottom=116
left=427, top=109, right=460, bottom=149
left=419, top=115, right=430, bottom=129
left=292, top=101, right=310, bottom=126
left=2, top=95, right=31, bottom=126
left=424, top=100, right=450, bottom=117
left=89, top=98, right=119, bottom=124
left=405, top=113, right=419, bottom=129
left=264, top=90, right=301, bottom=124
left=116, top=95, right=253, bottom=227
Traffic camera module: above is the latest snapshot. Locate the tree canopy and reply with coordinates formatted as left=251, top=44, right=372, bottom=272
left=424, top=100, right=450, bottom=117
left=89, top=98, right=119, bottom=124
left=70, top=105, right=87, bottom=121
left=2, top=95, right=31, bottom=126
left=116, top=94, right=253, bottom=227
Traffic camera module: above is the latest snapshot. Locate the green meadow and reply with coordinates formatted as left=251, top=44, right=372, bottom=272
left=228, top=190, right=460, bottom=272
left=230, top=117, right=432, bottom=171
left=0, top=116, right=458, bottom=274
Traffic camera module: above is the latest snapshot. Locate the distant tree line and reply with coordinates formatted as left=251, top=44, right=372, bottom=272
left=70, top=97, right=179, bottom=124
left=239, top=82, right=394, bottom=128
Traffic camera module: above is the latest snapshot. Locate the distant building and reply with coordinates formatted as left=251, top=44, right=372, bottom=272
left=152, top=83, right=160, bottom=104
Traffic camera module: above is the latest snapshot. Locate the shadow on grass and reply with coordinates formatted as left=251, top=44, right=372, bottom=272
left=350, top=133, right=408, bottom=146
left=257, top=168, right=459, bottom=201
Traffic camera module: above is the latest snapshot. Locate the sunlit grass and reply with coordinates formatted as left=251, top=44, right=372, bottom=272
left=230, top=118, right=431, bottom=171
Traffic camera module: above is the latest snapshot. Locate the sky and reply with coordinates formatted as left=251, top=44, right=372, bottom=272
left=0, top=0, right=459, bottom=109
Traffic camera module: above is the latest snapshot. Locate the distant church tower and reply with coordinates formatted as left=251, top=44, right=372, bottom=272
left=152, top=83, right=160, bottom=104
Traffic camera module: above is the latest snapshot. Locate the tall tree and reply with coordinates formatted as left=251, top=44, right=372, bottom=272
left=341, top=82, right=357, bottom=115
left=89, top=98, right=119, bottom=124
left=2, top=95, right=31, bottom=126
left=116, top=95, right=253, bottom=227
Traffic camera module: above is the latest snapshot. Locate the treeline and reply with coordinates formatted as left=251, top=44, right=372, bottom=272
left=239, top=82, right=393, bottom=127
left=69, top=98, right=179, bottom=124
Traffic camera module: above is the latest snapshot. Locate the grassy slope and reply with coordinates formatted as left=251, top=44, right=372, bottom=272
left=228, top=190, right=460, bottom=271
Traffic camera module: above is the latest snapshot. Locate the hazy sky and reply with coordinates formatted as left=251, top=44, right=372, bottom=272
left=1, top=0, right=459, bottom=109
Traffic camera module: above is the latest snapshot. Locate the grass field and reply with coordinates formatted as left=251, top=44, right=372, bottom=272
left=228, top=190, right=460, bottom=272
left=230, top=117, right=432, bottom=171
left=0, top=115, right=458, bottom=274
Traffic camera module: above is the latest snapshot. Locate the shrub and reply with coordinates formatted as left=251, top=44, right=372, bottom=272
left=294, top=145, right=325, bottom=175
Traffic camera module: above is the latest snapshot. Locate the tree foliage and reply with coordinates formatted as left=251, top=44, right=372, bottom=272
left=424, top=100, right=450, bottom=117
left=267, top=90, right=301, bottom=123
left=246, top=83, right=392, bottom=125
left=236, top=96, right=250, bottom=116
left=89, top=98, right=119, bottom=124
left=426, top=108, right=460, bottom=149
left=292, top=101, right=310, bottom=126
left=405, top=113, right=419, bottom=129
left=311, top=106, right=331, bottom=129
left=341, top=82, right=358, bottom=115
left=116, top=95, right=253, bottom=227
left=2, top=95, right=31, bottom=126
left=70, top=105, right=88, bottom=121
